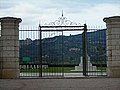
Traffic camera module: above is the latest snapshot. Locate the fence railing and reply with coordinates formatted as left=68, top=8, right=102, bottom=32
left=19, top=25, right=107, bottom=78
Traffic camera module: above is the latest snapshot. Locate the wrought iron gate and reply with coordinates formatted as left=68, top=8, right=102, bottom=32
left=19, top=14, right=107, bottom=78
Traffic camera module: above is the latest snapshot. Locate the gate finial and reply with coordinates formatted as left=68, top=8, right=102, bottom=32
left=39, top=20, right=41, bottom=27
left=62, top=10, right=63, bottom=17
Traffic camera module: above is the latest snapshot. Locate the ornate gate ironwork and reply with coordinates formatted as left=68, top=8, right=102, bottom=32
left=19, top=13, right=107, bottom=78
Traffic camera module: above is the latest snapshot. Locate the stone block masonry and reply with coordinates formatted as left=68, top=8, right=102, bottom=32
left=0, top=17, right=21, bottom=79
left=104, top=16, right=120, bottom=77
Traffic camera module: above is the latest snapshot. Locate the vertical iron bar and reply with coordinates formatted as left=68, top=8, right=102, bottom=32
left=62, top=31, right=64, bottom=77
left=83, top=24, right=88, bottom=76
left=39, top=24, right=42, bottom=77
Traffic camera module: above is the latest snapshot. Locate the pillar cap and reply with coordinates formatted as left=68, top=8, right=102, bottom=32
left=103, top=16, right=120, bottom=23
left=0, top=17, right=22, bottom=23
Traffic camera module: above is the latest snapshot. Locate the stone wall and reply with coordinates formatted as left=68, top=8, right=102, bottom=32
left=103, top=16, right=120, bottom=77
left=0, top=17, right=21, bottom=79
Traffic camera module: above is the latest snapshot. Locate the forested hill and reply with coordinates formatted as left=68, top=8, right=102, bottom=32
left=20, top=29, right=106, bottom=64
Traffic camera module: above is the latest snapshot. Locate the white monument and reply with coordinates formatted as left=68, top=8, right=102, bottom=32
left=72, top=55, right=96, bottom=71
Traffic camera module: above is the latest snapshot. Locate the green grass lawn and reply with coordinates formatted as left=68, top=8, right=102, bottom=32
left=97, top=67, right=106, bottom=71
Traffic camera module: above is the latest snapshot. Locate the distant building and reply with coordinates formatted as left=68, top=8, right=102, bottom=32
left=69, top=48, right=80, bottom=51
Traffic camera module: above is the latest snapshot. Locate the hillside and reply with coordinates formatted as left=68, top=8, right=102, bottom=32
left=19, top=29, right=106, bottom=65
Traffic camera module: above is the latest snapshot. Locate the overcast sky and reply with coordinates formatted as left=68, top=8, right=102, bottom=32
left=0, top=0, right=120, bottom=28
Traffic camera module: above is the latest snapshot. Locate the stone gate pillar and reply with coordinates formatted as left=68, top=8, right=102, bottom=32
left=0, top=17, right=21, bottom=78
left=103, top=16, right=120, bottom=77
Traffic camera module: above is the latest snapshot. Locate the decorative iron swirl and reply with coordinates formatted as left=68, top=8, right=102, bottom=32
left=47, top=12, right=79, bottom=26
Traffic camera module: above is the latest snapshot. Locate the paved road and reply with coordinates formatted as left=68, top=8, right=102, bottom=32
left=0, top=78, right=120, bottom=90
